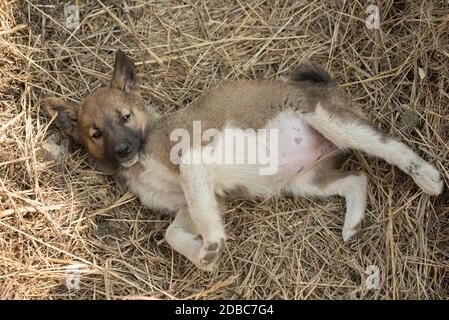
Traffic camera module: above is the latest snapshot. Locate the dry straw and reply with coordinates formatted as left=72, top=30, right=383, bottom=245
left=0, top=0, right=448, bottom=299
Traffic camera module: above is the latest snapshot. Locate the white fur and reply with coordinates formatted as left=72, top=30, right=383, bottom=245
left=180, top=148, right=226, bottom=266
left=122, top=155, right=185, bottom=212
left=121, top=154, right=139, bottom=167
left=284, top=167, right=368, bottom=242
left=164, top=208, right=209, bottom=270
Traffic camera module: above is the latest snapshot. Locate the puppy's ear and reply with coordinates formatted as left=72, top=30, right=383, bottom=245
left=42, top=97, right=80, bottom=143
left=110, top=50, right=138, bottom=92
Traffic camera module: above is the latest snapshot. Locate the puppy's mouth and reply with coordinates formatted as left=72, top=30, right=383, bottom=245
left=120, top=154, right=140, bottom=168
left=115, top=139, right=143, bottom=168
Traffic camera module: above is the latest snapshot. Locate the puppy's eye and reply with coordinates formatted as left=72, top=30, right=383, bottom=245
left=92, top=130, right=102, bottom=139
left=121, top=113, right=131, bottom=123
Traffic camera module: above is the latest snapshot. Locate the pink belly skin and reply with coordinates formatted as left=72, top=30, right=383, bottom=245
left=265, top=110, right=336, bottom=181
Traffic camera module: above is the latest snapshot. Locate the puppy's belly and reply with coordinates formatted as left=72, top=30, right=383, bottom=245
left=211, top=110, right=336, bottom=197
left=273, top=110, right=336, bottom=178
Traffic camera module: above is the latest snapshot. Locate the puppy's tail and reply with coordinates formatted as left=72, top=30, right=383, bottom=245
left=289, top=63, right=336, bottom=86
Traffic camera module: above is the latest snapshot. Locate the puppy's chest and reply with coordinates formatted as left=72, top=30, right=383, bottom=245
left=122, top=157, right=185, bottom=211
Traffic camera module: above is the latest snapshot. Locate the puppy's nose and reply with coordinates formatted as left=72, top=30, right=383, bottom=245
left=115, top=143, right=131, bottom=158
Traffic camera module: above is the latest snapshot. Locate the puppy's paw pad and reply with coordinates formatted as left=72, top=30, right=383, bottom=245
left=198, top=239, right=224, bottom=270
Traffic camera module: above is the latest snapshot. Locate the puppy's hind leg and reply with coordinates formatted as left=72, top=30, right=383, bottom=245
left=303, top=103, right=443, bottom=196
left=283, top=155, right=368, bottom=242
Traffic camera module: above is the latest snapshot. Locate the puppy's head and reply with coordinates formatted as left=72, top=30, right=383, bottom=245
left=43, top=50, right=151, bottom=169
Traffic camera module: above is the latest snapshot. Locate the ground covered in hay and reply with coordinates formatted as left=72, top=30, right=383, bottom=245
left=0, top=0, right=448, bottom=299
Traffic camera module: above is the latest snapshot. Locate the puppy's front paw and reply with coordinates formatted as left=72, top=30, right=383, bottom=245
left=198, top=239, right=225, bottom=272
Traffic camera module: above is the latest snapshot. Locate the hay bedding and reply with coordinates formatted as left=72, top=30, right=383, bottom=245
left=0, top=0, right=448, bottom=299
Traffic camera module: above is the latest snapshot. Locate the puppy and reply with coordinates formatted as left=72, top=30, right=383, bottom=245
left=43, top=50, right=443, bottom=271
